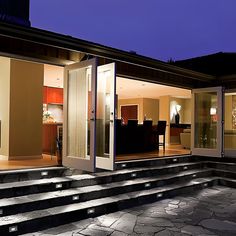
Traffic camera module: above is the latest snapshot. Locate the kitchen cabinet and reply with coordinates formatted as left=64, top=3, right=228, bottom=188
left=43, top=86, right=63, bottom=104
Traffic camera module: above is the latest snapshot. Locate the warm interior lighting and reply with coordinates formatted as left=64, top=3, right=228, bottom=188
left=210, top=108, right=217, bottom=115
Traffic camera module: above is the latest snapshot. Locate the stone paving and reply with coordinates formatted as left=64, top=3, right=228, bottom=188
left=23, top=186, right=236, bottom=236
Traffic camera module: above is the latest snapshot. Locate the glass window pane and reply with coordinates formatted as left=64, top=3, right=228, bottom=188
left=194, top=92, right=217, bottom=149
left=96, top=70, right=111, bottom=157
left=67, top=68, right=91, bottom=158
left=224, top=94, right=236, bottom=149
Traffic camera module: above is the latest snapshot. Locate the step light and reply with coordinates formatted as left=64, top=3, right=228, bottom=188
left=41, top=171, right=48, bottom=176
left=131, top=173, right=137, bottom=177
left=56, top=183, right=62, bottom=189
left=183, top=166, right=188, bottom=170
left=9, top=226, right=18, bottom=233
left=87, top=208, right=95, bottom=214
left=204, top=183, right=208, bottom=187
left=173, top=158, right=177, bottom=162
left=0, top=209, right=3, bottom=215
left=192, top=174, right=197, bottom=178
left=121, top=164, right=127, bottom=168
left=72, top=195, right=79, bottom=201
left=145, top=183, right=151, bottom=188
left=157, top=193, right=163, bottom=198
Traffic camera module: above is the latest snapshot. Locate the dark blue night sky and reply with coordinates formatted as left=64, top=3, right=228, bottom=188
left=30, top=0, right=236, bottom=62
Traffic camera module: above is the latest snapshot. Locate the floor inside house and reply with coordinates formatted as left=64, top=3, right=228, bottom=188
left=0, top=154, right=58, bottom=170
left=116, top=144, right=190, bottom=161
left=0, top=145, right=190, bottom=170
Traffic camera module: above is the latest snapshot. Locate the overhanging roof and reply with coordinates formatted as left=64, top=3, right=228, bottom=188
left=0, top=22, right=215, bottom=88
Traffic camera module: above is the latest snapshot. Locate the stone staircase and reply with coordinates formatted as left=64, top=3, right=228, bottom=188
left=0, top=155, right=235, bottom=235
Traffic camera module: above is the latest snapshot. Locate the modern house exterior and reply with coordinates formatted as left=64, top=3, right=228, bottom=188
left=0, top=0, right=235, bottom=173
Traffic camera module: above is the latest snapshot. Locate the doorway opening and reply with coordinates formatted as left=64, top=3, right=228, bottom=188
left=0, top=57, right=63, bottom=170
left=115, top=77, right=191, bottom=161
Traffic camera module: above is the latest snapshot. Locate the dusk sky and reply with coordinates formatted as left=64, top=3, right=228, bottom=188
left=30, top=0, right=236, bottom=62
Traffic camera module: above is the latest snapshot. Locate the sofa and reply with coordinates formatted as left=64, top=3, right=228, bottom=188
left=180, top=129, right=191, bottom=149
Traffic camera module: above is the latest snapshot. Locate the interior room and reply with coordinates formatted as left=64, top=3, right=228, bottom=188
left=115, top=77, right=192, bottom=161
left=0, top=60, right=63, bottom=170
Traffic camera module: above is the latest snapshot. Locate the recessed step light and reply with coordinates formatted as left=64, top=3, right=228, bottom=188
left=192, top=174, right=197, bottom=178
left=56, top=183, right=62, bottom=189
left=121, top=164, right=127, bottom=168
left=87, top=208, right=95, bottom=214
left=41, top=171, right=48, bottom=176
left=0, top=209, right=3, bottom=215
left=131, top=173, right=137, bottom=177
left=9, top=226, right=18, bottom=233
left=204, top=183, right=208, bottom=187
left=157, top=193, right=163, bottom=198
left=72, top=195, right=79, bottom=201
left=145, top=183, right=151, bottom=188
left=183, top=166, right=188, bottom=170
left=173, top=158, right=177, bottom=162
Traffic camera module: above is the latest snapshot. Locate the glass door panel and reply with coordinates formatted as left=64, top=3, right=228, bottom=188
left=192, top=87, right=223, bottom=157
left=224, top=91, right=236, bottom=157
left=63, top=59, right=97, bottom=172
left=96, top=63, right=116, bottom=170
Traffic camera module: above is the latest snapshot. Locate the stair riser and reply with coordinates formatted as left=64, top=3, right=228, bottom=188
left=213, top=170, right=236, bottom=179
left=71, top=163, right=204, bottom=188
left=218, top=178, right=236, bottom=188
left=0, top=181, right=73, bottom=199
left=207, top=163, right=236, bottom=172
left=115, top=155, right=196, bottom=169
left=0, top=180, right=217, bottom=236
left=0, top=168, right=67, bottom=184
left=1, top=170, right=212, bottom=217
left=0, top=163, right=203, bottom=199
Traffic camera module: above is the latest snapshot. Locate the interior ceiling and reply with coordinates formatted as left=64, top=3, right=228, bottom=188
left=117, top=77, right=191, bottom=99
left=43, top=65, right=191, bottom=99
left=44, top=64, right=64, bottom=88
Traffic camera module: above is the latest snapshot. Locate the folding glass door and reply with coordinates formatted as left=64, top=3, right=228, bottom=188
left=191, top=87, right=223, bottom=157
left=224, top=90, right=236, bottom=157
left=63, top=59, right=116, bottom=172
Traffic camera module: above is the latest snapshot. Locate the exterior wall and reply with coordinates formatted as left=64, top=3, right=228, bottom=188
left=9, top=59, right=44, bottom=159
left=0, top=56, right=10, bottom=159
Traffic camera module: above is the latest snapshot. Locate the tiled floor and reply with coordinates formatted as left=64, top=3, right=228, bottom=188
left=25, top=186, right=236, bottom=236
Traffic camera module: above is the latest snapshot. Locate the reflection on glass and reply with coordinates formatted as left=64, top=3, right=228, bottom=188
left=224, top=94, right=236, bottom=149
left=194, top=92, right=217, bottom=149
left=67, top=68, right=91, bottom=158
left=96, top=70, right=111, bottom=158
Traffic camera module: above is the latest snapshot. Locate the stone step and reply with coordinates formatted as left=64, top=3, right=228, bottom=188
left=0, top=168, right=212, bottom=217
left=0, top=166, right=67, bottom=183
left=213, top=168, right=236, bottom=179
left=115, top=155, right=194, bottom=169
left=0, top=177, right=218, bottom=235
left=206, top=161, right=236, bottom=172
left=0, top=162, right=204, bottom=199
left=218, top=177, right=236, bottom=188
